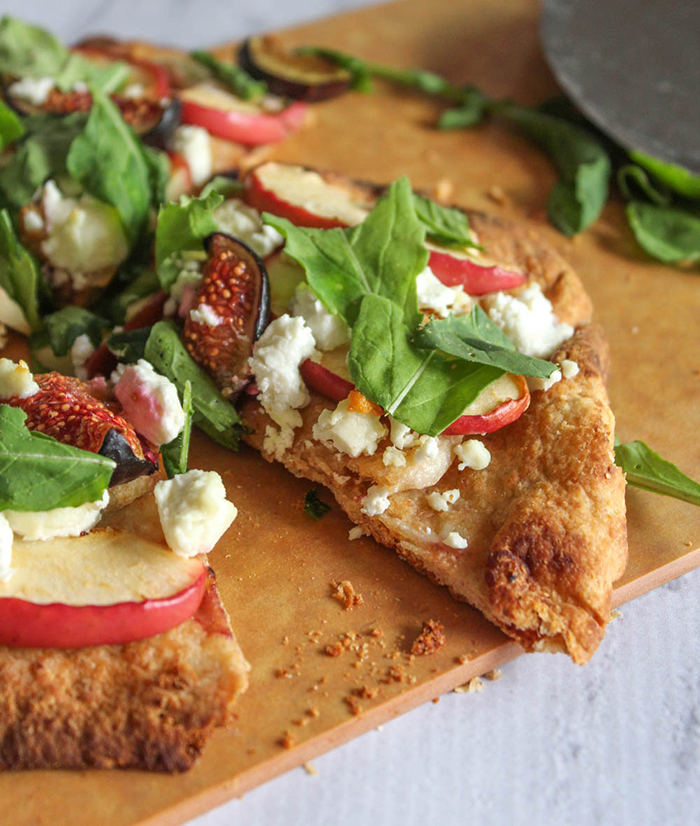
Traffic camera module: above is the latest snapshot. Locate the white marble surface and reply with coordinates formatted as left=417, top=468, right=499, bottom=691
left=7, top=1, right=699, bottom=823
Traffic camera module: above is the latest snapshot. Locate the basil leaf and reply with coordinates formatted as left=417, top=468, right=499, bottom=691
left=66, top=89, right=150, bottom=243
left=625, top=201, right=700, bottom=264
left=161, top=380, right=193, bottom=478
left=144, top=321, right=241, bottom=450
left=0, top=404, right=115, bottom=511
left=0, top=209, right=42, bottom=331
left=43, top=306, right=109, bottom=356
left=191, top=50, right=267, bottom=100
left=348, top=295, right=503, bottom=435
left=615, top=439, right=700, bottom=507
left=155, top=191, right=223, bottom=290
left=629, top=150, right=700, bottom=200
left=413, top=305, right=559, bottom=378
left=264, top=177, right=427, bottom=326
left=617, top=164, right=672, bottom=206
left=412, top=193, right=480, bottom=249
left=0, top=100, right=24, bottom=150
left=106, top=328, right=150, bottom=363
left=304, top=488, right=331, bottom=520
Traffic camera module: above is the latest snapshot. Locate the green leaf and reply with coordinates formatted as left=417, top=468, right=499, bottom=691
left=438, top=87, right=489, bottom=130
left=144, top=321, right=241, bottom=450
left=412, top=305, right=559, bottom=378
left=263, top=177, right=427, bottom=326
left=0, top=209, right=42, bottom=331
left=0, top=100, right=24, bottom=150
left=304, top=488, right=331, bottom=520
left=411, top=193, right=480, bottom=249
left=0, top=404, right=115, bottom=511
left=629, top=150, right=700, bottom=200
left=43, top=306, right=109, bottom=357
left=142, top=146, right=171, bottom=208
left=615, top=439, right=700, bottom=507
left=66, top=89, right=150, bottom=243
left=99, top=267, right=159, bottom=324
left=191, top=50, right=267, bottom=100
left=161, top=381, right=193, bottom=478
left=155, top=191, right=223, bottom=290
left=625, top=201, right=700, bottom=264
left=200, top=175, right=245, bottom=199
left=348, top=295, right=503, bottom=435
left=617, top=164, right=671, bottom=206
left=106, top=328, right=150, bottom=363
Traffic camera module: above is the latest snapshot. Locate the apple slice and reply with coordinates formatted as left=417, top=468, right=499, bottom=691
left=165, top=150, right=194, bottom=201
left=300, top=345, right=353, bottom=402
left=426, top=243, right=526, bottom=295
left=0, top=529, right=206, bottom=648
left=265, top=250, right=306, bottom=316
left=179, top=83, right=306, bottom=145
left=442, top=373, right=529, bottom=435
left=245, top=162, right=371, bottom=228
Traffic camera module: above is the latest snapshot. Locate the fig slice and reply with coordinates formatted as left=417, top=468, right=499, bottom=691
left=183, top=233, right=270, bottom=397
left=238, top=35, right=352, bottom=102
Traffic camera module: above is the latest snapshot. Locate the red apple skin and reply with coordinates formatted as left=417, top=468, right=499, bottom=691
left=0, top=567, right=207, bottom=649
left=442, top=376, right=530, bottom=435
left=181, top=99, right=307, bottom=145
left=245, top=171, right=348, bottom=229
left=165, top=150, right=194, bottom=200
left=300, top=358, right=354, bottom=402
left=428, top=249, right=527, bottom=294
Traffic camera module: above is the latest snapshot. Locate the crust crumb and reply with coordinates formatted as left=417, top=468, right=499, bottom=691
left=280, top=731, right=295, bottom=749
left=610, top=609, right=623, bottom=621
left=325, top=641, right=344, bottom=657
left=456, top=654, right=471, bottom=665
left=432, top=177, right=454, bottom=202
left=487, top=185, right=509, bottom=206
left=307, top=707, right=320, bottom=718
left=356, top=685, right=380, bottom=700
left=344, top=695, right=362, bottom=716
left=370, top=627, right=383, bottom=638
left=454, top=677, right=484, bottom=694
left=484, top=669, right=503, bottom=681
left=331, top=580, right=364, bottom=610
left=304, top=762, right=318, bottom=776
left=411, top=620, right=446, bottom=656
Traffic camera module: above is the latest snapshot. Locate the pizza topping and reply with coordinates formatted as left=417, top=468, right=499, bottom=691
left=361, top=485, right=391, bottom=516
left=389, top=418, right=421, bottom=450
left=416, top=266, right=469, bottom=317
left=154, top=469, right=237, bottom=557
left=70, top=334, right=95, bottom=380
left=170, top=124, right=212, bottom=186
left=312, top=397, right=387, bottom=458
left=443, top=530, right=468, bottom=549
left=7, top=75, right=55, bottom=105
left=426, top=489, right=460, bottom=512
left=414, top=435, right=440, bottom=463
left=527, top=368, right=562, bottom=393
left=213, top=198, right=284, bottom=259
left=560, top=359, right=580, bottom=379
left=383, top=446, right=407, bottom=468
left=189, top=304, right=222, bottom=326
left=0, top=514, right=13, bottom=582
left=290, top=283, right=350, bottom=351
left=0, top=358, right=39, bottom=399
left=3, top=489, right=109, bottom=542
left=454, top=439, right=491, bottom=471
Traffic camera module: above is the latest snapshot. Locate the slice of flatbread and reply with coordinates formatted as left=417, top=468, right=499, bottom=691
left=239, top=182, right=628, bottom=664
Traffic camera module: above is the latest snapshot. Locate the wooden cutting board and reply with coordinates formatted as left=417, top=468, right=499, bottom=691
left=1, top=0, right=699, bottom=823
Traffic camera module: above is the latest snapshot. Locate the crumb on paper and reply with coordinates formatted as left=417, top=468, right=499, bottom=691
left=280, top=731, right=295, bottom=749
left=304, top=762, right=318, bottom=776
left=487, top=185, right=508, bottom=206
left=456, top=654, right=471, bottom=665
left=370, top=627, right=383, bottom=638
left=484, top=669, right=502, bottom=682
left=356, top=685, right=380, bottom=700
left=331, top=580, right=364, bottom=610
left=325, top=641, right=344, bottom=657
left=454, top=677, right=484, bottom=694
left=411, top=620, right=446, bottom=656
left=610, top=609, right=623, bottom=622
left=432, top=697, right=440, bottom=704
left=344, top=695, right=362, bottom=716
left=307, top=707, right=320, bottom=718
left=432, top=177, right=454, bottom=202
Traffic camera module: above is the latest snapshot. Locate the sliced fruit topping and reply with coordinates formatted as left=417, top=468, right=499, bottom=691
left=183, top=233, right=269, bottom=396
left=179, top=82, right=306, bottom=145
left=442, top=373, right=529, bottom=435
left=265, top=250, right=307, bottom=316
left=238, top=36, right=352, bottom=102
left=0, top=530, right=207, bottom=648
left=4, top=372, right=156, bottom=485
left=165, top=150, right=194, bottom=200
left=245, top=162, right=371, bottom=228
left=427, top=242, right=527, bottom=295
left=300, top=345, right=354, bottom=402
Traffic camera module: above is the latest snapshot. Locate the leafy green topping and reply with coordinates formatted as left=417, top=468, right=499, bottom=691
left=615, top=439, right=700, bottom=507
left=143, top=146, right=171, bottom=208
left=304, top=488, right=331, bottom=520
left=191, top=50, right=267, bottom=100
left=617, top=165, right=671, bottom=206
left=0, top=405, right=115, bottom=511
left=43, top=306, right=109, bottom=357
left=0, top=209, right=43, bottom=331
left=200, top=175, right=245, bottom=199
left=412, top=306, right=559, bottom=378
left=629, top=151, right=700, bottom=200
left=625, top=202, right=700, bottom=264
left=161, top=381, right=193, bottom=478
left=106, top=328, right=150, bottom=363
left=144, top=321, right=241, bottom=450
left=0, top=99, right=24, bottom=150
left=412, top=193, right=480, bottom=249
left=99, top=267, right=160, bottom=324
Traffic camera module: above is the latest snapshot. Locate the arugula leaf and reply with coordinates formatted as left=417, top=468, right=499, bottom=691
left=617, top=164, right=671, bottom=206
left=144, top=321, right=241, bottom=450
left=66, top=89, right=151, bottom=243
left=615, top=439, right=700, bottom=507
left=629, top=150, right=700, bottom=200
left=304, top=488, right=331, bottom=520
left=106, top=328, right=150, bottom=363
left=264, top=177, right=427, bottom=326
left=625, top=201, right=700, bottom=264
left=161, top=381, right=193, bottom=478
left=191, top=50, right=267, bottom=100
left=438, top=87, right=489, bottom=130
left=200, top=175, right=245, bottom=199
left=348, top=295, right=503, bottom=435
left=143, top=146, right=171, bottom=208
left=412, top=193, right=480, bottom=249
left=0, top=405, right=115, bottom=511
left=412, top=306, right=559, bottom=378
left=0, top=100, right=24, bottom=150
left=43, top=307, right=109, bottom=357
left=155, top=191, right=223, bottom=290
left=0, top=209, right=42, bottom=331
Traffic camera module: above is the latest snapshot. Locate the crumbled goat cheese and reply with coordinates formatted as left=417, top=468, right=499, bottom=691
left=0, top=358, right=39, bottom=399
left=389, top=418, right=420, bottom=450
left=454, top=439, right=491, bottom=471
left=528, top=369, right=562, bottom=392
left=213, top=198, right=284, bottom=259
left=4, top=490, right=109, bottom=541
left=348, top=526, right=366, bottom=540
left=8, top=76, right=55, bottom=105
left=443, top=531, right=468, bottom=549
left=189, top=304, right=222, bottom=326
left=22, top=209, right=45, bottom=233
left=70, top=334, right=94, bottom=380
left=113, top=359, right=185, bottom=445
left=122, top=82, right=145, bottom=98
left=289, top=283, right=350, bottom=351
left=313, top=398, right=387, bottom=458
left=383, top=445, right=407, bottom=467
left=263, top=424, right=295, bottom=459
left=484, top=283, right=573, bottom=358
left=416, top=266, right=467, bottom=317
left=154, top=470, right=237, bottom=557
left=0, top=514, right=13, bottom=583
left=560, top=359, right=580, bottom=379
left=415, top=435, right=440, bottom=463
left=171, top=125, right=212, bottom=186
left=426, top=489, right=460, bottom=512
left=361, top=486, right=391, bottom=516
left=249, top=315, right=317, bottom=459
